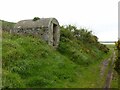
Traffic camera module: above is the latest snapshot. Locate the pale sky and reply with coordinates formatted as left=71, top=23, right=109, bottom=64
left=0, top=0, right=119, bottom=41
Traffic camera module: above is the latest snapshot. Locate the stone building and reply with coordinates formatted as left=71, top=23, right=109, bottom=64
left=13, top=18, right=60, bottom=48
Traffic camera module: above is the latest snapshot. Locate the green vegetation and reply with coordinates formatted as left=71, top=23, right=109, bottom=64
left=59, top=25, right=109, bottom=65
left=112, top=40, right=120, bottom=88
left=106, top=44, right=119, bottom=88
left=3, top=32, right=77, bottom=88
left=0, top=20, right=16, bottom=32
left=114, top=40, right=120, bottom=74
left=33, top=17, right=40, bottom=21
left=110, top=69, right=119, bottom=88
left=2, top=22, right=112, bottom=88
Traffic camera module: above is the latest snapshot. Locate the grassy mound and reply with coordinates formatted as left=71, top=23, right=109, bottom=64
left=2, top=32, right=78, bottom=88
left=2, top=25, right=110, bottom=88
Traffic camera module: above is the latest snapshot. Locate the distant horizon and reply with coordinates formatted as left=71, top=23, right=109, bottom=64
left=99, top=41, right=117, bottom=42
left=0, top=18, right=118, bottom=42
left=0, top=0, right=118, bottom=41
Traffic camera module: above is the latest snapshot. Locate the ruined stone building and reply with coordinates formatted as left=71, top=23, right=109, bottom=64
left=13, top=18, right=60, bottom=48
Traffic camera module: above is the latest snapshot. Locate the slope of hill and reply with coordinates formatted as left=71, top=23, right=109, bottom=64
left=0, top=20, right=16, bottom=32
left=2, top=21, right=111, bottom=88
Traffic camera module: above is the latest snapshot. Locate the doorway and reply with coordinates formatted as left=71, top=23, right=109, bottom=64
left=53, top=24, right=57, bottom=46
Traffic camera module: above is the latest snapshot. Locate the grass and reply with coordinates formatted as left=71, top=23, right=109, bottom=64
left=103, top=44, right=119, bottom=88
left=2, top=31, right=112, bottom=88
left=2, top=32, right=77, bottom=88
left=65, top=51, right=113, bottom=88
left=0, top=20, right=15, bottom=32
left=0, top=29, right=2, bottom=88
left=110, top=70, right=119, bottom=88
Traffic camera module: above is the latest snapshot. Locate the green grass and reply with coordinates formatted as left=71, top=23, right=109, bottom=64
left=0, top=20, right=15, bottom=32
left=2, top=32, right=77, bottom=88
left=104, top=44, right=119, bottom=88
left=0, top=30, right=2, bottom=88
left=106, top=44, right=115, bottom=50
left=110, top=70, right=119, bottom=88
left=64, top=51, right=112, bottom=88
left=106, top=44, right=119, bottom=88
left=2, top=31, right=112, bottom=88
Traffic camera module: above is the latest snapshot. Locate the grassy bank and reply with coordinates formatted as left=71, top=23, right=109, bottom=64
left=107, top=44, right=119, bottom=88
left=2, top=31, right=111, bottom=88
left=2, top=23, right=111, bottom=88
left=104, top=44, right=118, bottom=88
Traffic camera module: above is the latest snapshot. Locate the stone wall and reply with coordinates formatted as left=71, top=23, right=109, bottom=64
left=13, top=18, right=60, bottom=48
left=13, top=27, right=49, bottom=42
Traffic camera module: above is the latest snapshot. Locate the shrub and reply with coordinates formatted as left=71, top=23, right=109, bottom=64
left=98, top=44, right=109, bottom=53
left=33, top=17, right=40, bottom=21
left=114, top=40, right=120, bottom=74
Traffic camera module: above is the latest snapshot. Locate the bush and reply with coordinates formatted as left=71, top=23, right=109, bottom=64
left=98, top=44, right=109, bottom=53
left=33, top=17, right=40, bottom=21
left=114, top=40, right=120, bottom=74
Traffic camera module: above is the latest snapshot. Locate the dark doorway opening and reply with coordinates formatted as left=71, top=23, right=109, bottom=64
left=53, top=24, right=57, bottom=46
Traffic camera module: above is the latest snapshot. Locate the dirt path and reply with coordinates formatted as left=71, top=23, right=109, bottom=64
left=100, top=58, right=110, bottom=77
left=104, top=52, right=116, bottom=90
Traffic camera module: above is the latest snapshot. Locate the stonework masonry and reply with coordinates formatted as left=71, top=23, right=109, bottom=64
left=13, top=18, right=60, bottom=48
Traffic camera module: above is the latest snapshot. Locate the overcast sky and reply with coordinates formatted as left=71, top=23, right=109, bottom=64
left=0, top=0, right=119, bottom=41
